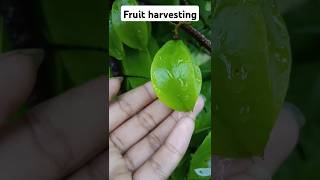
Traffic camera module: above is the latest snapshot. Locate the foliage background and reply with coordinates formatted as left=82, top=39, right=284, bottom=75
left=109, top=0, right=212, bottom=179
left=1, top=0, right=320, bottom=179
left=0, top=0, right=106, bottom=98
left=274, top=0, right=320, bottom=179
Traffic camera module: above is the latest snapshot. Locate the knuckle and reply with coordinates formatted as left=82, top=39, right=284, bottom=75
left=26, top=111, right=73, bottom=174
left=118, top=98, right=133, bottom=116
left=124, top=154, right=135, bottom=171
left=109, top=140, right=120, bottom=154
left=164, top=142, right=182, bottom=157
left=182, top=115, right=194, bottom=122
left=149, top=158, right=166, bottom=179
left=170, top=113, right=179, bottom=123
left=147, top=133, right=162, bottom=151
left=110, top=133, right=126, bottom=152
left=143, top=84, right=154, bottom=100
left=137, top=110, right=156, bottom=132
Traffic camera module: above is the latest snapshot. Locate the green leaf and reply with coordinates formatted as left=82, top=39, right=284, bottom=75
left=191, top=48, right=211, bottom=79
left=39, top=0, right=107, bottom=94
left=39, top=0, right=106, bottom=47
left=195, top=81, right=211, bottom=134
left=122, top=47, right=152, bottom=88
left=188, top=132, right=211, bottom=180
left=60, top=50, right=107, bottom=85
left=151, top=40, right=202, bottom=112
left=199, top=60, right=211, bottom=80
left=112, top=0, right=149, bottom=50
left=212, top=0, right=291, bottom=157
left=147, top=0, right=180, bottom=5
left=192, top=48, right=211, bottom=66
left=170, top=152, right=190, bottom=180
left=189, top=0, right=212, bottom=25
left=109, top=67, right=112, bottom=78
left=276, top=0, right=308, bottom=14
left=109, top=19, right=125, bottom=60
left=148, top=36, right=160, bottom=59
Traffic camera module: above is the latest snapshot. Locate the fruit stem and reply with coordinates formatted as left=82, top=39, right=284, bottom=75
left=170, top=22, right=212, bottom=53
left=173, top=22, right=184, bottom=40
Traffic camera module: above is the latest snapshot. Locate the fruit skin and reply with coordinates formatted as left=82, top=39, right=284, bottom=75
left=212, top=0, right=292, bottom=157
left=111, top=0, right=149, bottom=50
left=151, top=40, right=202, bottom=112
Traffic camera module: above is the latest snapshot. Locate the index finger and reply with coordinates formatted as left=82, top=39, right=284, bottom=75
left=109, top=82, right=156, bottom=132
left=0, top=49, right=43, bottom=123
left=109, top=77, right=123, bottom=101
left=0, top=76, right=107, bottom=179
left=134, top=116, right=195, bottom=179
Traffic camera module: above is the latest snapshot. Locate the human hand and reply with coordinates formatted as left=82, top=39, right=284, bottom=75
left=213, top=103, right=305, bottom=180
left=108, top=77, right=205, bottom=180
left=0, top=49, right=107, bottom=179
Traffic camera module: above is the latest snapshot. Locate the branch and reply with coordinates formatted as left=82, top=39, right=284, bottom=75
left=172, top=22, right=212, bottom=53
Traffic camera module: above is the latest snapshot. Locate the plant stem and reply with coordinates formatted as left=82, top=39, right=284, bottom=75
left=175, top=22, right=212, bottom=53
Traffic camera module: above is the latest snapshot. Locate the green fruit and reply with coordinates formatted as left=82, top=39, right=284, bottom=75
left=151, top=40, right=202, bottom=112
left=111, top=0, right=149, bottom=50
left=212, top=0, right=291, bottom=157
left=109, top=19, right=125, bottom=60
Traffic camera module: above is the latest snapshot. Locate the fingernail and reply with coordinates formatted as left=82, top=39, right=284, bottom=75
left=19, top=49, right=44, bottom=68
left=114, top=76, right=124, bottom=82
left=200, top=94, right=206, bottom=103
left=285, top=102, right=306, bottom=128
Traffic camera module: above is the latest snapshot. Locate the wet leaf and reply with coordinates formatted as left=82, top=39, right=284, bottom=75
left=212, top=0, right=291, bottom=157
left=111, top=0, right=149, bottom=50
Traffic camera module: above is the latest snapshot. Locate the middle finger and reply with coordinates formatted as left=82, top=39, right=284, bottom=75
left=110, top=100, right=173, bottom=153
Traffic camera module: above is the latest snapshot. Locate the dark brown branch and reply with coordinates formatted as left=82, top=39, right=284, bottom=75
left=172, top=22, right=212, bottom=53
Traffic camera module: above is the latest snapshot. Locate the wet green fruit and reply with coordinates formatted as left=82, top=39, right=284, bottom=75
left=151, top=40, right=202, bottom=112
left=111, top=0, right=149, bottom=50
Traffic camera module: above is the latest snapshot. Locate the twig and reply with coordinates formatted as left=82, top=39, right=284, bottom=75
left=172, top=22, right=212, bottom=53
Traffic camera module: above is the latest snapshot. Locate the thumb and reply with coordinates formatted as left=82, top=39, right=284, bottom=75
left=0, top=49, right=44, bottom=124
